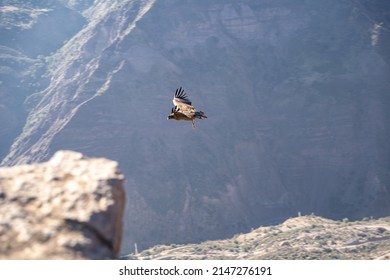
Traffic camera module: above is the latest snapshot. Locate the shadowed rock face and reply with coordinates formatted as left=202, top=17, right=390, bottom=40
left=0, top=151, right=125, bottom=259
left=1, top=0, right=390, bottom=254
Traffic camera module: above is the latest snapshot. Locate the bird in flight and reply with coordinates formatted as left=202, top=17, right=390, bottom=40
left=167, top=87, right=207, bottom=128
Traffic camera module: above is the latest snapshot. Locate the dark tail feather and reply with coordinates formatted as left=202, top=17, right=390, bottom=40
left=195, top=111, right=207, bottom=119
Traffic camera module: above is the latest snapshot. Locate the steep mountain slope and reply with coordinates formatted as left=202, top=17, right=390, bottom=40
left=1, top=0, right=390, bottom=254
left=125, top=215, right=390, bottom=260
left=0, top=0, right=86, bottom=159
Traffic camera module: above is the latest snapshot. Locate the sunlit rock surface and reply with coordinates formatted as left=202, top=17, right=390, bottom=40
left=0, top=150, right=125, bottom=259
left=126, top=215, right=390, bottom=260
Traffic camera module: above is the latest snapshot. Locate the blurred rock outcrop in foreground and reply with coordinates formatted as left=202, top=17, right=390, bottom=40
left=0, top=151, right=125, bottom=259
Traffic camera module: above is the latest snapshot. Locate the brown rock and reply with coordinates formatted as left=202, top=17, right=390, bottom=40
left=0, top=150, right=125, bottom=259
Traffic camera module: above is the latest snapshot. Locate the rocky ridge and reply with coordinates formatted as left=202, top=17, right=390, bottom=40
left=0, top=150, right=125, bottom=259
left=127, top=215, right=390, bottom=260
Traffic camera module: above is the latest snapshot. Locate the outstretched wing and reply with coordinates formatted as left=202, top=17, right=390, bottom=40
left=173, top=87, right=192, bottom=106
left=171, top=87, right=197, bottom=118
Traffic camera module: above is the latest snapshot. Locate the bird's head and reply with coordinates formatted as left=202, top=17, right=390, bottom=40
left=167, top=107, right=175, bottom=120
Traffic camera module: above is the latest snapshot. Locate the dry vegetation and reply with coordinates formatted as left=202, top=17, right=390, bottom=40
left=124, top=215, right=390, bottom=260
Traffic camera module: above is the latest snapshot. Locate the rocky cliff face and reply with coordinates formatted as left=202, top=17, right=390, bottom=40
left=0, top=150, right=125, bottom=259
left=0, top=1, right=86, bottom=160
left=1, top=0, right=389, bottom=254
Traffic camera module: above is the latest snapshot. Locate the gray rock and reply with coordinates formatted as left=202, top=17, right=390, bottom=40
left=0, top=150, right=125, bottom=259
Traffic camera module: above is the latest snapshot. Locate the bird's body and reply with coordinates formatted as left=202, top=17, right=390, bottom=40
left=167, top=87, right=207, bottom=128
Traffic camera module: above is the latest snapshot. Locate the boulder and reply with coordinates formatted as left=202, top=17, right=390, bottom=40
left=0, top=150, right=125, bottom=259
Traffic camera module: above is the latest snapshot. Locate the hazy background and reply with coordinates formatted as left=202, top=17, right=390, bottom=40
left=1, top=0, right=390, bottom=254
